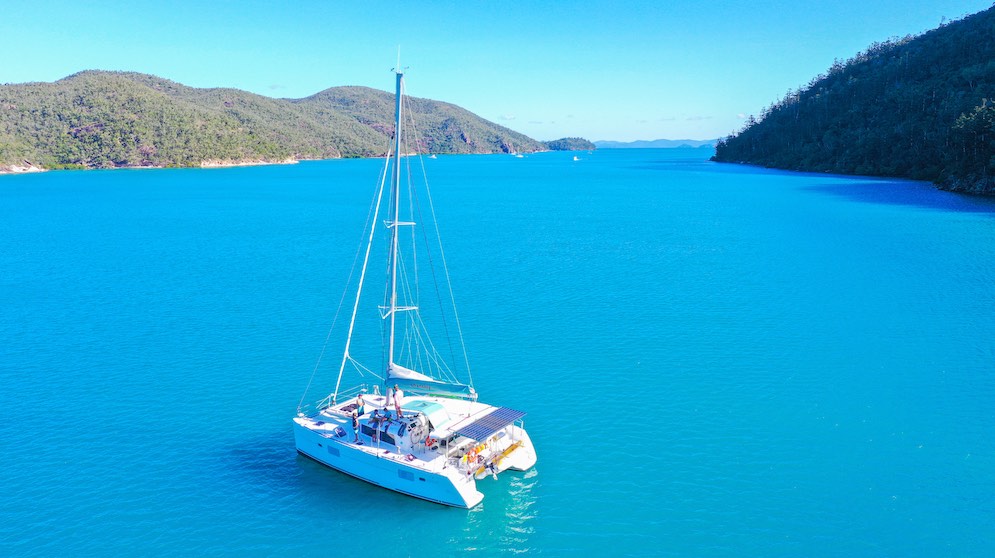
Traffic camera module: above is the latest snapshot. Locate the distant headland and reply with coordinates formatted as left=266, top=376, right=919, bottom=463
left=0, top=71, right=591, bottom=173
left=595, top=139, right=716, bottom=149
left=712, top=5, right=995, bottom=196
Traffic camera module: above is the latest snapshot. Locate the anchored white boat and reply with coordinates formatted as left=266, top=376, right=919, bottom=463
left=293, top=68, right=536, bottom=508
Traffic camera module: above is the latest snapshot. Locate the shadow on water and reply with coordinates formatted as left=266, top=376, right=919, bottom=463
left=221, top=429, right=541, bottom=548
left=803, top=179, right=995, bottom=215
left=221, top=430, right=455, bottom=512
left=220, top=430, right=309, bottom=495
left=699, top=158, right=995, bottom=215
left=219, top=430, right=353, bottom=500
left=220, top=431, right=540, bottom=552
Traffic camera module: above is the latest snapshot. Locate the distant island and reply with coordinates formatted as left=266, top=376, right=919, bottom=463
left=0, top=71, right=591, bottom=172
left=712, top=5, right=995, bottom=195
left=544, top=137, right=596, bottom=151
left=595, top=139, right=716, bottom=149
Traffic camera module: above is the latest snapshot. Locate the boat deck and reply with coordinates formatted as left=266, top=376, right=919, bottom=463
left=296, top=393, right=531, bottom=477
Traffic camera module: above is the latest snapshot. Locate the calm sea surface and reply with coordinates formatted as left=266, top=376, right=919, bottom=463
left=2, top=148, right=994, bottom=556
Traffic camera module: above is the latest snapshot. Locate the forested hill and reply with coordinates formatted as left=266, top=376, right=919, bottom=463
left=0, top=70, right=548, bottom=170
left=712, top=5, right=995, bottom=195
left=543, top=137, right=596, bottom=150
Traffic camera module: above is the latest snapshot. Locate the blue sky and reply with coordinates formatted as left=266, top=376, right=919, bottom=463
left=3, top=1, right=992, bottom=142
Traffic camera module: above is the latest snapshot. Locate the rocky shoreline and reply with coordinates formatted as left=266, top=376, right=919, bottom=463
left=199, top=158, right=299, bottom=168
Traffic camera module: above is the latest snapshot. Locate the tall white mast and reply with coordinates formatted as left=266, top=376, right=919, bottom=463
left=387, top=68, right=404, bottom=369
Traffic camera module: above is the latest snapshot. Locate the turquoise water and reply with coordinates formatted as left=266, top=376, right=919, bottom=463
left=2, top=149, right=994, bottom=556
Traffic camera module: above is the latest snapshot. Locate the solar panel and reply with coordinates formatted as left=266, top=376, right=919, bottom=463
left=454, top=407, right=526, bottom=441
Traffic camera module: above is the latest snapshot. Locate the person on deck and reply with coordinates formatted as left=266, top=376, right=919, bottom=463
left=393, top=384, right=404, bottom=418
left=355, top=394, right=365, bottom=417
left=351, top=411, right=360, bottom=443
left=370, top=410, right=381, bottom=443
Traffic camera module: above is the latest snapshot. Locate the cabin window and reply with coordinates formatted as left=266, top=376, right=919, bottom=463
left=327, top=446, right=340, bottom=457
left=398, top=470, right=414, bottom=481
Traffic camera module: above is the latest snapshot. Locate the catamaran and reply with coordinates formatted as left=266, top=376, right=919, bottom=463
left=293, top=69, right=536, bottom=508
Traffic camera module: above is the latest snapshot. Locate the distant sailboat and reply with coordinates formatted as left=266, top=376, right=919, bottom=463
left=293, top=69, right=537, bottom=508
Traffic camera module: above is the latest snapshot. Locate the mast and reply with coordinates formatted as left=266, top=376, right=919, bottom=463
left=387, top=69, right=404, bottom=369
left=330, top=69, right=408, bottom=401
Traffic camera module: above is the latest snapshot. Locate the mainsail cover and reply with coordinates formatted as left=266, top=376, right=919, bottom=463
left=387, top=363, right=476, bottom=400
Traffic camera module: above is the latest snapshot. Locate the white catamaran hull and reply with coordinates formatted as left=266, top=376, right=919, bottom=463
left=293, top=394, right=537, bottom=508
left=293, top=420, right=485, bottom=508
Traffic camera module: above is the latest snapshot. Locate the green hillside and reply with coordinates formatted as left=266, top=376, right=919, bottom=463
left=0, top=70, right=547, bottom=170
left=543, top=137, right=596, bottom=151
left=712, top=6, right=995, bottom=195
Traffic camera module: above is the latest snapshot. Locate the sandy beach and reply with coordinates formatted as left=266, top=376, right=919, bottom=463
left=0, top=163, right=46, bottom=175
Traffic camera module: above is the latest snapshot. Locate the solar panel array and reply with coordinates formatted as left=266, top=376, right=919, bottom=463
left=454, top=407, right=527, bottom=441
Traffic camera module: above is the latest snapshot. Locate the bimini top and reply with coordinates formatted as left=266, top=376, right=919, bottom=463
left=404, top=399, right=453, bottom=430
left=453, top=407, right=526, bottom=442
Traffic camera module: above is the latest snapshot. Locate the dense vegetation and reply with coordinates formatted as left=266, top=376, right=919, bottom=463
left=543, top=137, right=596, bottom=151
left=712, top=5, right=995, bottom=195
left=0, top=71, right=547, bottom=170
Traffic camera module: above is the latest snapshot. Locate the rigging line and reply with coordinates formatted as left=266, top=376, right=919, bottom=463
left=400, top=98, right=421, bottom=306
left=413, top=325, right=456, bottom=382
left=391, top=141, right=443, bottom=378
left=407, top=290, right=457, bottom=380
left=380, top=131, right=397, bottom=375
left=399, top=304, right=424, bottom=373
left=393, top=256, right=413, bottom=364
left=403, top=103, right=462, bottom=379
left=412, top=185, right=459, bottom=375
left=397, top=258, right=445, bottom=380
left=398, top=283, right=457, bottom=383
left=380, top=287, right=387, bottom=385
left=298, top=154, right=391, bottom=413
left=380, top=193, right=392, bottom=318
left=332, top=148, right=393, bottom=402
left=390, top=264, right=416, bottom=369
left=410, top=115, right=475, bottom=389
left=395, top=248, right=456, bottom=383
left=350, top=357, right=383, bottom=381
